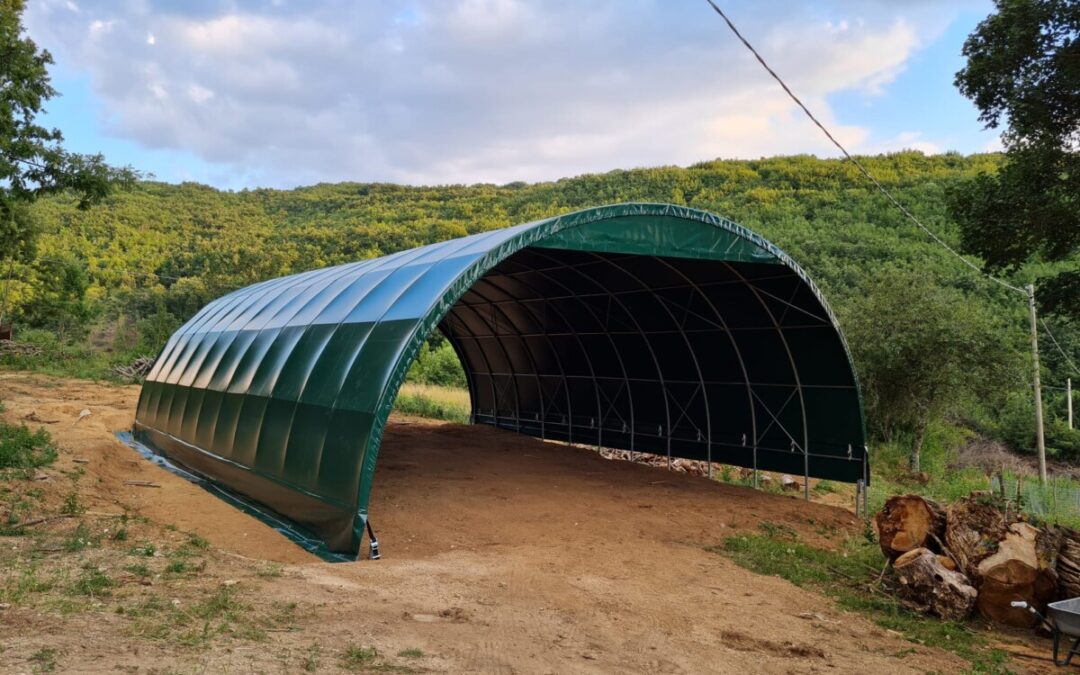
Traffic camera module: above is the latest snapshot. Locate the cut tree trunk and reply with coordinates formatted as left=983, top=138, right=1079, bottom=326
left=974, top=522, right=1061, bottom=627
left=893, top=547, right=977, bottom=621
left=944, top=497, right=1008, bottom=577
left=875, top=495, right=945, bottom=560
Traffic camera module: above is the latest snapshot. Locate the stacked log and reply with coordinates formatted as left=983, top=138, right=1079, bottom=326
left=875, top=495, right=945, bottom=560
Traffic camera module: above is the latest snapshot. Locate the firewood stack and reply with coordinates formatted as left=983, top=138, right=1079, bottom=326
left=112, top=355, right=156, bottom=381
left=876, top=493, right=1079, bottom=627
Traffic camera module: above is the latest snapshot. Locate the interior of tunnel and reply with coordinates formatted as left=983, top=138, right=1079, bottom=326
left=437, top=247, right=865, bottom=482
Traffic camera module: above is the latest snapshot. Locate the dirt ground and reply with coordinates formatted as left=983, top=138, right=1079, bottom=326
left=0, top=372, right=1000, bottom=673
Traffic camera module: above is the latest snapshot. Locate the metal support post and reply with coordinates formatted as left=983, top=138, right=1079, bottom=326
left=803, top=445, right=810, bottom=501
left=862, top=451, right=869, bottom=520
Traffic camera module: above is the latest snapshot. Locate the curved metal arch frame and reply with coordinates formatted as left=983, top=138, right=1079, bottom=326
left=522, top=249, right=675, bottom=455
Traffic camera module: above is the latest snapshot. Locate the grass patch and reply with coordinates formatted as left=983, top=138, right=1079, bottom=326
left=393, top=391, right=469, bottom=424
left=60, top=492, right=84, bottom=516
left=124, top=563, right=151, bottom=578
left=187, top=533, right=210, bottom=550
left=713, top=532, right=1011, bottom=673
left=303, top=642, right=322, bottom=672
left=342, top=646, right=379, bottom=669
left=397, top=648, right=424, bottom=658
left=62, top=522, right=98, bottom=552
left=256, top=563, right=284, bottom=578
left=165, top=560, right=189, bottom=575
left=0, top=564, right=55, bottom=604
left=341, top=645, right=417, bottom=673
left=0, top=423, right=57, bottom=475
left=29, top=647, right=57, bottom=672
left=128, top=542, right=155, bottom=557
left=125, top=585, right=297, bottom=647
left=398, top=382, right=469, bottom=408
left=70, top=564, right=114, bottom=597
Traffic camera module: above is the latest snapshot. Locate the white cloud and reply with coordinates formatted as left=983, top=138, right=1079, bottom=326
left=87, top=18, right=113, bottom=36
left=26, top=0, right=966, bottom=187
left=187, top=83, right=213, bottom=103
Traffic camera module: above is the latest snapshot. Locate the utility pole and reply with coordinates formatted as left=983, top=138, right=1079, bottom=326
left=1027, top=284, right=1047, bottom=484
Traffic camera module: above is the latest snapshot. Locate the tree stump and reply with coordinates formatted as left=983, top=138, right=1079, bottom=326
left=893, top=547, right=977, bottom=621
left=875, top=495, right=945, bottom=560
left=974, top=522, right=1061, bottom=627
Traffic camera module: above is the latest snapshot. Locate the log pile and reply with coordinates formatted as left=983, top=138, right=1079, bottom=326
left=876, top=493, right=1080, bottom=628
left=0, top=340, right=43, bottom=356
left=112, top=355, right=156, bottom=381
left=597, top=449, right=711, bottom=477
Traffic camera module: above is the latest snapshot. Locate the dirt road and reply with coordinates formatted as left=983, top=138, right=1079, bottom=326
left=0, top=372, right=968, bottom=673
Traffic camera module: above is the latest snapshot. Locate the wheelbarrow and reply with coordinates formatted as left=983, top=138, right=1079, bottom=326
left=1012, top=599, right=1080, bottom=666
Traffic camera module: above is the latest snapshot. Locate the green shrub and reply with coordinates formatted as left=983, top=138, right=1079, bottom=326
left=407, top=337, right=466, bottom=388
left=0, top=423, right=57, bottom=472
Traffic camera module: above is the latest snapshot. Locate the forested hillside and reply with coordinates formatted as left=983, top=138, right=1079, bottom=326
left=3, top=151, right=1077, bottom=458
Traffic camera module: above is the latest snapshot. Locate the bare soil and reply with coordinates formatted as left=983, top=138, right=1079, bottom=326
left=0, top=372, right=977, bottom=673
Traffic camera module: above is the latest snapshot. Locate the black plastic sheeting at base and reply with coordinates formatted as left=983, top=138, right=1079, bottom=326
left=115, top=431, right=354, bottom=563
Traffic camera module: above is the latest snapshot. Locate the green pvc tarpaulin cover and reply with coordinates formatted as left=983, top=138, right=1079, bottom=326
left=135, top=203, right=868, bottom=556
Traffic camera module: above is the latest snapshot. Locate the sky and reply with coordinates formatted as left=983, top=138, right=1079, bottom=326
left=24, top=0, right=1001, bottom=190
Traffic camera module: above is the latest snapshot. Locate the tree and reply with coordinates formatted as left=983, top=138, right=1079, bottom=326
left=841, top=268, right=1023, bottom=472
left=1, top=0, right=137, bottom=331
left=949, top=0, right=1079, bottom=319
left=0, top=0, right=136, bottom=267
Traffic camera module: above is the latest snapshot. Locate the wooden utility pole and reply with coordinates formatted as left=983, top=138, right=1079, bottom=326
left=1026, top=284, right=1047, bottom=484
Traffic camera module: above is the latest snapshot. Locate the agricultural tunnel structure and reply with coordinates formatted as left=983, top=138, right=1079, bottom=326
left=133, top=203, right=868, bottom=557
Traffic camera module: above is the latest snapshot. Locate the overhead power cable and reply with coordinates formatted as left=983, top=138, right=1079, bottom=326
left=702, top=0, right=1026, bottom=296
left=1042, top=318, right=1080, bottom=376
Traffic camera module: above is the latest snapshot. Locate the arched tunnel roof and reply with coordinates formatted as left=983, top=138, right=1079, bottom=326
left=134, top=203, right=867, bottom=556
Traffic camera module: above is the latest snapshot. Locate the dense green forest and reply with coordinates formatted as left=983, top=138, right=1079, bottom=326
left=2, top=151, right=1077, bottom=460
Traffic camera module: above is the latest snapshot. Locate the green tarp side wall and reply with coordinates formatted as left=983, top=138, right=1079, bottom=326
left=134, top=203, right=867, bottom=556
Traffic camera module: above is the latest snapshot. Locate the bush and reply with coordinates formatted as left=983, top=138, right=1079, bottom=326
left=0, top=423, right=58, bottom=472
left=135, top=308, right=181, bottom=356
left=407, top=337, right=466, bottom=388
